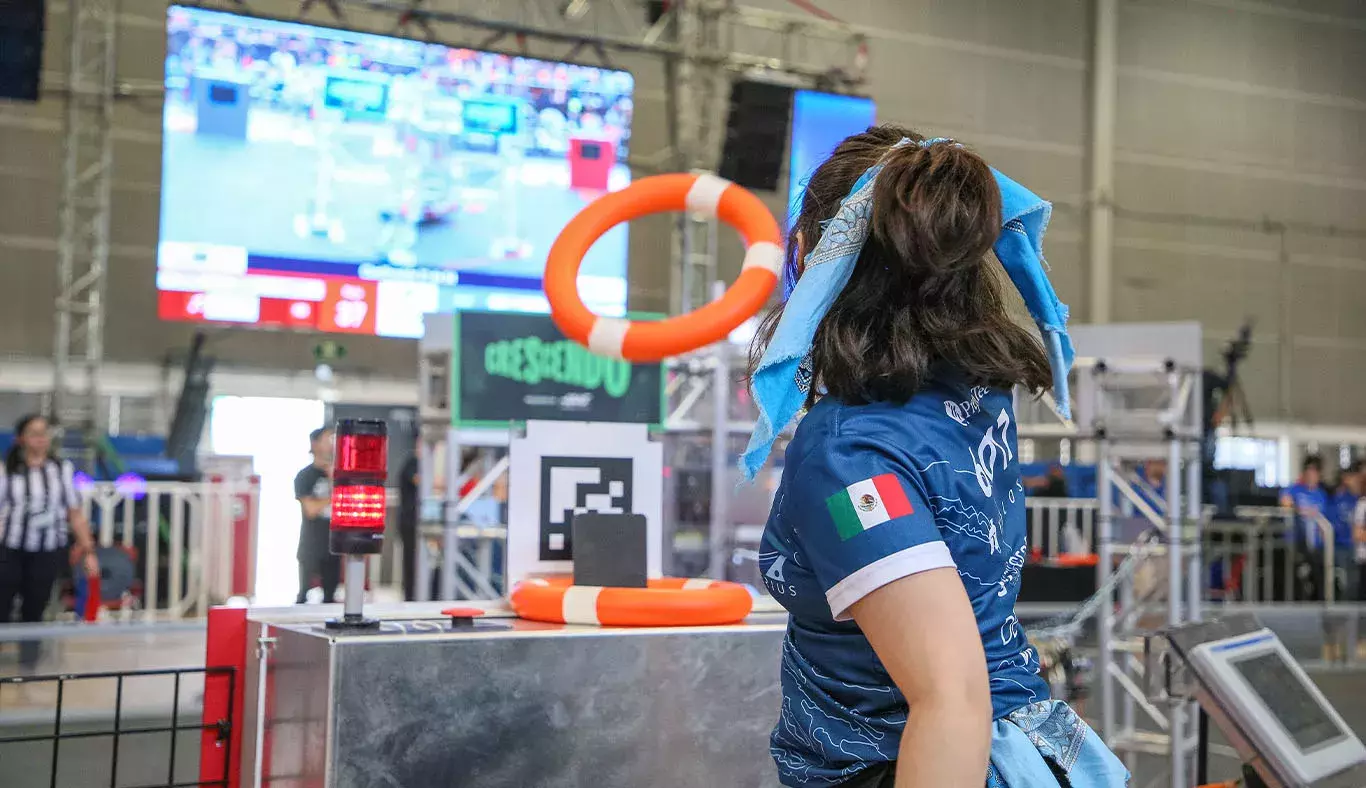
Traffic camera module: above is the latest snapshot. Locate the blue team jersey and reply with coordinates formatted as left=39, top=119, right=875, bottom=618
left=1284, top=483, right=1331, bottom=549
left=760, top=375, right=1049, bottom=786
left=1331, top=490, right=1358, bottom=547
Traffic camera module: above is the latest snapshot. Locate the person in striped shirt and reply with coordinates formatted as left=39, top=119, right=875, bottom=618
left=0, top=414, right=100, bottom=668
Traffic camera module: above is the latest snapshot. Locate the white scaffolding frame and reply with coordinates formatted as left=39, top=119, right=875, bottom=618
left=52, top=0, right=119, bottom=436
left=1084, top=357, right=1205, bottom=788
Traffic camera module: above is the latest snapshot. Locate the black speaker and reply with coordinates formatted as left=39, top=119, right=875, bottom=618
left=717, top=80, right=793, bottom=191
left=0, top=0, right=44, bottom=102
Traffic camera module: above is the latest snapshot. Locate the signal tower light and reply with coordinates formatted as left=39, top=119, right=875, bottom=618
left=327, top=418, right=388, bottom=631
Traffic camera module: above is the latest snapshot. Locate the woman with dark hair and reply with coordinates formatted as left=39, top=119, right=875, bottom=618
left=744, top=127, right=1125, bottom=787
left=0, top=414, right=100, bottom=668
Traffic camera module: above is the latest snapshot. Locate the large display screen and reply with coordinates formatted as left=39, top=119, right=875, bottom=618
left=786, top=90, right=876, bottom=227
left=158, top=6, right=634, bottom=338
left=1233, top=652, right=1345, bottom=751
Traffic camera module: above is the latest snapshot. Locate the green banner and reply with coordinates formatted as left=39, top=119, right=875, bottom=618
left=452, top=310, right=665, bottom=427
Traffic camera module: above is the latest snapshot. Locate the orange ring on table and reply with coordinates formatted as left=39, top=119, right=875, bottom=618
left=545, top=173, right=783, bottom=361
left=509, top=575, right=754, bottom=627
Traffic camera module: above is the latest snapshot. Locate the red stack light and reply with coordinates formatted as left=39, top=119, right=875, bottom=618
left=335, top=432, right=387, bottom=485
left=329, top=419, right=388, bottom=555
left=331, top=484, right=387, bottom=530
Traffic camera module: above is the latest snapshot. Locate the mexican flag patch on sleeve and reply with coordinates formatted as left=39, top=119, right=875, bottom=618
left=825, top=473, right=914, bottom=541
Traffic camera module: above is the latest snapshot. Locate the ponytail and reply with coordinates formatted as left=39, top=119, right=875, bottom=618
left=870, top=140, right=1000, bottom=276
left=751, top=124, right=1052, bottom=406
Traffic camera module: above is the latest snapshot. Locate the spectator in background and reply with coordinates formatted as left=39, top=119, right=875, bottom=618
left=1354, top=477, right=1366, bottom=605
left=1023, top=464, right=1070, bottom=558
left=295, top=428, right=337, bottom=604
left=1332, top=463, right=1361, bottom=604
left=1141, top=458, right=1166, bottom=487
left=1136, top=458, right=1168, bottom=511
left=1023, top=464, right=1068, bottom=498
left=398, top=450, right=420, bottom=602
left=1281, top=455, right=1331, bottom=601
left=0, top=415, right=99, bottom=669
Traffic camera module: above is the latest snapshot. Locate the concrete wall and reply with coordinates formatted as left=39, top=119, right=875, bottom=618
left=1, top=0, right=1364, bottom=421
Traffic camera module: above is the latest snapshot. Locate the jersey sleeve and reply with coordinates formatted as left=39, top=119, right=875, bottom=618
left=786, top=434, right=955, bottom=621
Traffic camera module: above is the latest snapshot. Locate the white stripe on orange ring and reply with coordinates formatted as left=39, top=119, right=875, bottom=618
left=681, top=578, right=714, bottom=590
left=587, top=316, right=631, bottom=359
left=684, top=173, right=731, bottom=218
left=740, top=241, right=784, bottom=277
left=561, top=585, right=604, bottom=624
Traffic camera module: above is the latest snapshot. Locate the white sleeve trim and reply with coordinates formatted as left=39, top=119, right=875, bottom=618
left=825, top=542, right=956, bottom=622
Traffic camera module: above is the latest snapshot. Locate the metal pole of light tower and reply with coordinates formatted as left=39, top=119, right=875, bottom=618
left=54, top=0, right=118, bottom=445
left=415, top=425, right=437, bottom=602
left=1094, top=365, right=1116, bottom=747
left=670, top=0, right=700, bottom=316
left=1087, top=0, right=1117, bottom=324
left=1166, top=365, right=1187, bottom=788
left=1186, top=369, right=1204, bottom=623
left=1183, top=367, right=1205, bottom=787
left=441, top=428, right=463, bottom=600
left=708, top=281, right=730, bottom=580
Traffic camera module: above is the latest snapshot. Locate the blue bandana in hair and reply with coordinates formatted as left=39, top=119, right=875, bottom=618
left=741, top=137, right=1074, bottom=481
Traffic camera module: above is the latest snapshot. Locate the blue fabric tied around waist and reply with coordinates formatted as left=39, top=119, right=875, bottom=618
left=986, top=701, right=1129, bottom=788
left=741, top=137, right=1075, bottom=482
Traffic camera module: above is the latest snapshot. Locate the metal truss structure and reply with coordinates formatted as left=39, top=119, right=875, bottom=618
left=53, top=0, right=119, bottom=438
left=1083, top=358, right=1205, bottom=788
left=659, top=340, right=755, bottom=577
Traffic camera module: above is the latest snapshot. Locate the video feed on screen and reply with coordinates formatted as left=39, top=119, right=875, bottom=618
left=157, top=6, right=634, bottom=338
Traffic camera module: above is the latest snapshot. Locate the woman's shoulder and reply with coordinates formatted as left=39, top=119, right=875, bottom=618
left=788, top=396, right=949, bottom=471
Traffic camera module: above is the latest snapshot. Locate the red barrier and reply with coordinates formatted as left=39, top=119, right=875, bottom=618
left=83, top=575, right=101, bottom=621
left=201, top=606, right=248, bottom=788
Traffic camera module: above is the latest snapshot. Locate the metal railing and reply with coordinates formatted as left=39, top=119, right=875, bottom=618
left=80, top=479, right=258, bottom=620
left=1026, top=497, right=1098, bottom=560
left=0, top=665, right=235, bottom=788
left=1206, top=505, right=1341, bottom=605
left=1020, top=497, right=1352, bottom=604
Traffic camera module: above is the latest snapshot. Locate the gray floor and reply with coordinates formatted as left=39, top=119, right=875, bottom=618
left=1, top=715, right=208, bottom=788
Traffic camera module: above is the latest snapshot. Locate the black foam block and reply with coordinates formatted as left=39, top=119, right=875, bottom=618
left=572, top=512, right=647, bottom=588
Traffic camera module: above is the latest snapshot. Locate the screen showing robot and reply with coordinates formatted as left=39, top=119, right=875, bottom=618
left=1233, top=652, right=1346, bottom=751
left=157, top=6, right=634, bottom=339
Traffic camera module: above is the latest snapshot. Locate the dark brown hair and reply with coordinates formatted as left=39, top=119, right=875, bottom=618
left=749, top=124, right=1052, bottom=406
left=6, top=413, right=53, bottom=475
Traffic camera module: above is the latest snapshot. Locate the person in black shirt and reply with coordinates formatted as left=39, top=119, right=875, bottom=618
left=397, top=452, right=420, bottom=602
left=1025, top=464, right=1069, bottom=499
left=1024, top=464, right=1071, bottom=557
left=294, top=427, right=338, bottom=604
